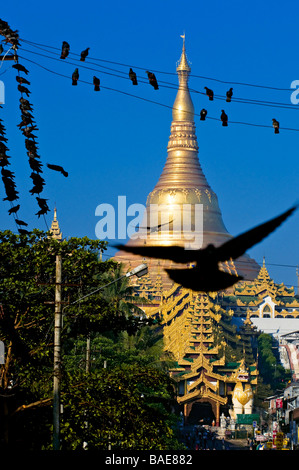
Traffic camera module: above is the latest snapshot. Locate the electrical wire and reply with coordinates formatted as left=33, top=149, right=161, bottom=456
left=20, top=37, right=292, bottom=91
left=18, top=45, right=298, bottom=112
left=17, top=54, right=299, bottom=133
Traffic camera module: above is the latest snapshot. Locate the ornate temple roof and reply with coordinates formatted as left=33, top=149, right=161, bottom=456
left=50, top=208, right=62, bottom=240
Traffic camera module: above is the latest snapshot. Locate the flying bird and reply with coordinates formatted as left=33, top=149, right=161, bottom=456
left=12, top=63, right=29, bottom=75
left=115, top=205, right=297, bottom=292
left=146, top=71, right=159, bottom=90
left=47, top=163, right=68, bottom=177
left=60, top=41, right=70, bottom=59
left=226, top=88, right=233, bottom=102
left=272, top=118, right=279, bottom=134
left=204, top=87, right=214, bottom=100
left=93, top=76, right=100, bottom=91
left=72, top=68, right=79, bottom=85
left=129, top=68, right=138, bottom=85
left=221, top=110, right=228, bottom=126
left=80, top=47, right=90, bottom=61
left=138, top=220, right=174, bottom=233
left=200, top=109, right=208, bottom=121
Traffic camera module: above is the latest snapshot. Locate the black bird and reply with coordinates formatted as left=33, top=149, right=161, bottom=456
left=36, top=197, right=50, bottom=217
left=60, top=41, right=70, bottom=59
left=226, top=87, right=233, bottom=102
left=204, top=87, right=214, bottom=101
left=115, top=205, right=297, bottom=292
left=80, top=47, right=90, bottom=61
left=129, top=68, right=138, bottom=85
left=17, top=84, right=30, bottom=97
left=1, top=168, right=14, bottom=178
left=146, top=71, right=159, bottom=90
left=12, top=63, right=29, bottom=75
left=19, top=97, right=33, bottom=110
left=15, top=219, right=28, bottom=227
left=200, top=109, right=208, bottom=121
left=8, top=204, right=20, bottom=215
left=93, top=76, right=100, bottom=91
left=16, top=76, right=30, bottom=86
left=28, top=156, right=42, bottom=173
left=72, top=68, right=79, bottom=85
left=47, top=163, right=68, bottom=177
left=220, top=110, right=228, bottom=126
left=18, top=228, right=29, bottom=235
left=138, top=220, right=174, bottom=233
left=272, top=118, right=279, bottom=134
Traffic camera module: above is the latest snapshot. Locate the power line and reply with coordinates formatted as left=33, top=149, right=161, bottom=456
left=17, top=54, right=299, bottom=133
left=20, top=37, right=291, bottom=92
left=18, top=44, right=298, bottom=112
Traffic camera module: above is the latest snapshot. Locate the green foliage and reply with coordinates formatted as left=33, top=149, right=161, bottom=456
left=60, top=364, right=182, bottom=450
left=257, top=333, right=291, bottom=392
left=0, top=230, right=181, bottom=450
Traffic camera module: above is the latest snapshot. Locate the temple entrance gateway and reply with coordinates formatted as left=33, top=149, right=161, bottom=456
left=186, top=401, right=215, bottom=426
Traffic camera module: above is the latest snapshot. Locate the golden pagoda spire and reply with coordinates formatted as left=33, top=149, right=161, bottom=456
left=114, top=37, right=260, bottom=285
left=50, top=207, right=62, bottom=240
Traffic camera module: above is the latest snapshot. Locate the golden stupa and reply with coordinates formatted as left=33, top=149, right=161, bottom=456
left=114, top=37, right=260, bottom=288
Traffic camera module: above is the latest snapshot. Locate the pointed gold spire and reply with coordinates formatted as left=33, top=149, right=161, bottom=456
left=50, top=207, right=62, bottom=240
left=114, top=37, right=260, bottom=286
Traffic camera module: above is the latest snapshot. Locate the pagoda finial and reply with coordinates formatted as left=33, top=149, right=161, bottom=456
left=177, top=32, right=191, bottom=73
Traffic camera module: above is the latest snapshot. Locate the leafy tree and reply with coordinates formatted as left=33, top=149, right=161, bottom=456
left=0, top=230, right=141, bottom=448
left=0, top=230, right=181, bottom=450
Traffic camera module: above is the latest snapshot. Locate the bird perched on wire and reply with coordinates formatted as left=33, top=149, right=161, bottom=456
left=129, top=68, right=138, bottom=85
left=200, top=109, right=208, bottom=121
left=72, top=68, right=79, bottom=85
left=93, top=76, right=100, bottom=91
left=220, top=110, right=228, bottom=126
left=47, top=163, right=68, bottom=177
left=146, top=71, right=159, bottom=90
left=8, top=204, right=20, bottom=215
left=12, top=63, right=29, bottom=75
left=17, top=84, right=30, bottom=97
left=60, top=41, right=70, bottom=59
left=204, top=87, right=214, bottom=100
left=36, top=197, right=50, bottom=217
left=16, top=76, right=30, bottom=86
left=272, top=118, right=279, bottom=134
left=115, top=205, right=297, bottom=292
left=80, top=47, right=90, bottom=61
left=15, top=219, right=28, bottom=227
left=226, top=87, right=233, bottom=102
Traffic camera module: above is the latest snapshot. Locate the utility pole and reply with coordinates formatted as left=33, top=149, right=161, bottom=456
left=53, top=253, right=62, bottom=450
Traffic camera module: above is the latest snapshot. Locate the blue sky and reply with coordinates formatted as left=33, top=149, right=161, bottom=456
left=0, top=0, right=298, bottom=289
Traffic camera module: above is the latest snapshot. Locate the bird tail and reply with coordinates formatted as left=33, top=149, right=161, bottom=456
left=72, top=80, right=77, bottom=86
left=226, top=97, right=231, bottom=102
left=274, top=128, right=279, bottom=134
left=94, top=85, right=100, bottom=91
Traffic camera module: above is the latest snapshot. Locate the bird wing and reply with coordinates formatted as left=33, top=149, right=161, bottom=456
left=215, top=205, right=297, bottom=262
left=114, top=244, right=198, bottom=263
